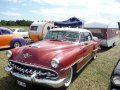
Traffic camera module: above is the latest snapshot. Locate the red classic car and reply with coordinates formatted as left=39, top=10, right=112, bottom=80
left=5, top=28, right=99, bottom=88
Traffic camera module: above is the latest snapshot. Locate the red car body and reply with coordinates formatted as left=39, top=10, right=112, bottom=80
left=5, top=28, right=99, bottom=88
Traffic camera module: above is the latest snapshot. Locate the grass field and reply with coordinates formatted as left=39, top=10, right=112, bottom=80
left=3, top=26, right=29, bottom=30
left=0, top=42, right=120, bottom=90
left=0, top=27, right=120, bottom=90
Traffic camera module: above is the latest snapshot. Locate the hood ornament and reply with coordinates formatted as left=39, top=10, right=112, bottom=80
left=23, top=53, right=32, bottom=58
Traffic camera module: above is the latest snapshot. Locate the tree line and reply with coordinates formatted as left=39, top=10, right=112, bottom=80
left=0, top=20, right=33, bottom=26
left=0, top=20, right=120, bottom=29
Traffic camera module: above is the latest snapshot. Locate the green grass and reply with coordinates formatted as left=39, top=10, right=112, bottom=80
left=67, top=42, right=120, bottom=90
left=0, top=34, right=120, bottom=90
left=1, top=26, right=29, bottom=30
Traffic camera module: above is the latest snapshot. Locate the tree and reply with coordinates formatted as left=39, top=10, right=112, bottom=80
left=16, top=20, right=33, bottom=26
left=1, top=20, right=7, bottom=26
left=6, top=21, right=17, bottom=26
left=0, top=20, right=33, bottom=26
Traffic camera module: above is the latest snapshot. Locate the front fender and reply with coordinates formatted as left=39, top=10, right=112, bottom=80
left=55, top=47, right=84, bottom=71
left=10, top=38, right=26, bottom=48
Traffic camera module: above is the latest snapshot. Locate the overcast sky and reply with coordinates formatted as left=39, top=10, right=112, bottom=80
left=0, top=0, right=120, bottom=22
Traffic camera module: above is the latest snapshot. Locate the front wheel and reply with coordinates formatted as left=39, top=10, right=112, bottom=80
left=62, top=67, right=73, bottom=88
left=13, top=41, right=21, bottom=48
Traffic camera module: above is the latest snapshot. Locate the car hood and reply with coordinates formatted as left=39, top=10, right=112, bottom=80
left=11, top=40, right=79, bottom=68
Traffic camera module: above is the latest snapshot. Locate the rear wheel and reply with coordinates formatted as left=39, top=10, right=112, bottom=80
left=112, top=42, right=115, bottom=47
left=13, top=41, right=21, bottom=48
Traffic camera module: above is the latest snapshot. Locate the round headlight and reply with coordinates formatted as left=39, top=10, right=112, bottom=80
left=51, top=58, right=60, bottom=68
left=112, top=76, right=120, bottom=86
left=6, top=50, right=12, bottom=58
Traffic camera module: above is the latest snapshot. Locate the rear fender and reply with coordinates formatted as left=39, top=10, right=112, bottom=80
left=10, top=38, right=26, bottom=48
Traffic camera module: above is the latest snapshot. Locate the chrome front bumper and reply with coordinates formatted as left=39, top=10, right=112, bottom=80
left=5, top=66, right=66, bottom=88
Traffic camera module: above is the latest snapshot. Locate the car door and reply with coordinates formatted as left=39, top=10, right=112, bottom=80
left=0, top=29, right=13, bottom=48
left=82, top=32, right=94, bottom=61
left=76, top=32, right=94, bottom=71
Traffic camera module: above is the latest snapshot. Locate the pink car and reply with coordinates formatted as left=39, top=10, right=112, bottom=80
left=5, top=28, right=99, bottom=88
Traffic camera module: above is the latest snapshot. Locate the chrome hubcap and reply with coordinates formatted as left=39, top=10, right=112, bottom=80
left=14, top=42, right=20, bottom=48
left=64, top=67, right=73, bottom=87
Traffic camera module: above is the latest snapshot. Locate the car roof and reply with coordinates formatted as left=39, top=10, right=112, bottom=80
left=0, top=27, right=13, bottom=34
left=50, top=28, right=90, bottom=33
left=10, top=28, right=24, bottom=30
left=0, top=27, right=10, bottom=30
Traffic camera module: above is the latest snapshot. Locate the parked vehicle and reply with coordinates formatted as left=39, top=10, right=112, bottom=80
left=84, top=20, right=119, bottom=47
left=0, top=27, right=26, bottom=49
left=5, top=28, right=99, bottom=88
left=29, top=21, right=54, bottom=42
left=10, top=28, right=29, bottom=38
left=109, top=59, right=120, bottom=90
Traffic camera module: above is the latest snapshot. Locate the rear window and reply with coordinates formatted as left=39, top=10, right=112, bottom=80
left=30, top=26, right=38, bottom=31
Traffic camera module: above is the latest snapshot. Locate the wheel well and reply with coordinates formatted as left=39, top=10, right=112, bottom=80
left=13, top=41, right=21, bottom=45
left=10, top=40, right=21, bottom=48
left=73, top=64, right=77, bottom=75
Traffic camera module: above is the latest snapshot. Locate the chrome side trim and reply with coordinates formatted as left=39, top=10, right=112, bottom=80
left=77, top=57, right=92, bottom=73
left=92, top=47, right=99, bottom=52
left=61, top=53, right=91, bottom=71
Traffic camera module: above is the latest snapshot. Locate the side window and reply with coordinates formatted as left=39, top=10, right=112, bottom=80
left=18, top=29, right=25, bottom=32
left=0, top=31, right=1, bottom=35
left=80, top=32, right=92, bottom=42
left=80, top=33, right=85, bottom=42
left=18, top=29, right=22, bottom=32
left=30, top=26, right=38, bottom=31
left=1, top=30, right=11, bottom=35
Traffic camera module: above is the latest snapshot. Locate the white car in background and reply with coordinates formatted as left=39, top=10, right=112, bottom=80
left=10, top=28, right=29, bottom=38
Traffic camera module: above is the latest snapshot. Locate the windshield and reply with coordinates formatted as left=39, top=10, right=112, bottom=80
left=10, top=29, right=15, bottom=32
left=45, top=31, right=80, bottom=42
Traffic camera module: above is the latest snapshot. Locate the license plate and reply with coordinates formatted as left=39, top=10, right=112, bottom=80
left=17, top=80, right=26, bottom=87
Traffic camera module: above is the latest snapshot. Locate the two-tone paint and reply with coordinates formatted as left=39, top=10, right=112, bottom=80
left=0, top=27, right=26, bottom=49
left=84, top=20, right=119, bottom=47
left=5, top=28, right=99, bottom=88
left=29, top=21, right=54, bottom=42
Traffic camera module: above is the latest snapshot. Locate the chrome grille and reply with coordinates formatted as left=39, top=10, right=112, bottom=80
left=9, top=61, right=58, bottom=79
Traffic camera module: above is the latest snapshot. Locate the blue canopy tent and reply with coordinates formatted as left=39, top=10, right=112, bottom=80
left=54, top=17, right=84, bottom=27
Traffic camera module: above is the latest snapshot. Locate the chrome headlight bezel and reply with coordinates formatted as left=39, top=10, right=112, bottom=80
left=51, top=58, right=60, bottom=68
left=6, top=50, right=12, bottom=58
left=112, top=76, right=120, bottom=87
